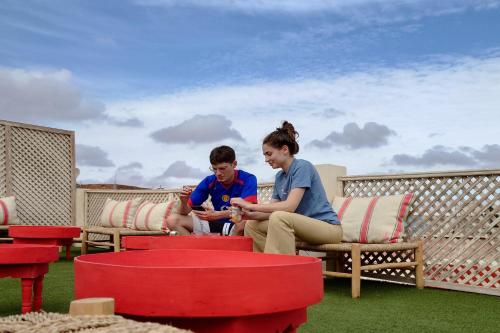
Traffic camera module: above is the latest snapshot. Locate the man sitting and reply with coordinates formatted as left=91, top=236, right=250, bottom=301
left=167, top=145, right=257, bottom=236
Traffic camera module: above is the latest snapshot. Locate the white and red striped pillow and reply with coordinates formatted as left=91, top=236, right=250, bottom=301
left=99, top=198, right=143, bottom=228
left=0, top=196, right=19, bottom=225
left=333, top=194, right=414, bottom=243
left=131, top=200, right=178, bottom=231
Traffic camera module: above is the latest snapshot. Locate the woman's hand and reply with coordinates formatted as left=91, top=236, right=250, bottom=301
left=242, top=209, right=259, bottom=220
left=230, top=197, right=251, bottom=210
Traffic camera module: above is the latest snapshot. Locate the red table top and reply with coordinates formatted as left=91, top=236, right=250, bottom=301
left=75, top=249, right=323, bottom=318
left=0, top=244, right=60, bottom=264
left=9, top=226, right=81, bottom=239
left=122, top=235, right=253, bottom=252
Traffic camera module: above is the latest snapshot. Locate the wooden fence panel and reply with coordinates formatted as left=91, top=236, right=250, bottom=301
left=340, top=170, right=499, bottom=296
left=0, top=120, right=75, bottom=226
left=84, top=183, right=276, bottom=229
left=0, top=124, right=6, bottom=197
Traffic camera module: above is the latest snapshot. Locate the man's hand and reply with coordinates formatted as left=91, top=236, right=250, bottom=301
left=192, top=207, right=226, bottom=221
left=180, top=185, right=193, bottom=202
left=230, top=197, right=251, bottom=210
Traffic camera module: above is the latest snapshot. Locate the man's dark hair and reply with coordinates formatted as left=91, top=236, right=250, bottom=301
left=210, top=145, right=236, bottom=164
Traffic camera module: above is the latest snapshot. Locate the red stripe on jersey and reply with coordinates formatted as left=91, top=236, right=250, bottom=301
left=243, top=195, right=258, bottom=204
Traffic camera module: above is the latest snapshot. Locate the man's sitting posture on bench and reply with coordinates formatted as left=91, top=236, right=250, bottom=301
left=167, top=146, right=257, bottom=236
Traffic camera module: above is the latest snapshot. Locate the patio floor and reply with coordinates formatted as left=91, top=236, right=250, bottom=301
left=0, top=248, right=498, bottom=332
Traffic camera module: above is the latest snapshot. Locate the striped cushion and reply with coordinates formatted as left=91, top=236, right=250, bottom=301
left=0, top=196, right=19, bottom=225
left=99, top=198, right=143, bottom=228
left=333, top=194, right=414, bottom=243
left=131, top=200, right=178, bottom=231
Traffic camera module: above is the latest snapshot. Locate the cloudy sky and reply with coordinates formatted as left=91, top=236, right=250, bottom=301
left=1, top=0, right=499, bottom=188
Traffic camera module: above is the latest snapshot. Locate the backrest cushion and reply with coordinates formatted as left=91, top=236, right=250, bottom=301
left=333, top=193, right=414, bottom=243
left=99, top=198, right=143, bottom=228
left=131, top=200, right=178, bottom=231
left=0, top=196, right=19, bottom=225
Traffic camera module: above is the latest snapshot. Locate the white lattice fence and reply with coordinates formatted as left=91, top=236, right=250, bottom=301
left=84, top=184, right=275, bottom=228
left=339, top=169, right=500, bottom=296
left=85, top=190, right=180, bottom=229
left=84, top=184, right=275, bottom=241
left=0, top=125, right=6, bottom=197
left=0, top=120, right=75, bottom=226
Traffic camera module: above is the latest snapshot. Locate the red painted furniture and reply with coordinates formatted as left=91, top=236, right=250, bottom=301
left=75, top=249, right=323, bottom=333
left=9, top=226, right=81, bottom=260
left=0, top=244, right=59, bottom=313
left=122, top=235, right=253, bottom=252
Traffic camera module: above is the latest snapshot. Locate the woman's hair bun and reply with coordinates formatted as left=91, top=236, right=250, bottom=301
left=264, top=120, right=300, bottom=155
left=281, top=121, right=298, bottom=141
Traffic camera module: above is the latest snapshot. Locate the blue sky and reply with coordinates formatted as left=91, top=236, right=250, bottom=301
left=1, top=0, right=500, bottom=187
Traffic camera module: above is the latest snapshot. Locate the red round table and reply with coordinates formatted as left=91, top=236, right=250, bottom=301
left=0, top=244, right=59, bottom=313
left=75, top=249, right=323, bottom=333
left=9, top=226, right=81, bottom=260
left=122, top=235, right=253, bottom=252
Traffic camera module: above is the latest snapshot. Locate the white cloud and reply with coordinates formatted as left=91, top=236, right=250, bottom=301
left=111, top=162, right=147, bottom=186
left=391, top=144, right=500, bottom=168
left=391, top=145, right=476, bottom=167
left=107, top=116, right=143, bottom=128
left=148, top=161, right=206, bottom=188
left=76, top=144, right=115, bottom=167
left=157, top=161, right=206, bottom=179
left=135, top=0, right=500, bottom=17
left=0, top=67, right=144, bottom=127
left=116, top=162, right=143, bottom=173
left=309, top=122, right=396, bottom=149
left=151, top=114, right=244, bottom=144
left=311, top=108, right=346, bottom=119
left=471, top=144, right=500, bottom=167
left=0, top=68, right=105, bottom=123
left=78, top=53, right=500, bottom=184
left=105, top=160, right=207, bottom=188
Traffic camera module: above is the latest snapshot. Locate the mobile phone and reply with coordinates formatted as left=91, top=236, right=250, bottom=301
left=191, top=205, right=205, bottom=211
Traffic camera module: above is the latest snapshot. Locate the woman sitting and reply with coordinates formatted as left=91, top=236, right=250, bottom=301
left=231, top=121, right=342, bottom=255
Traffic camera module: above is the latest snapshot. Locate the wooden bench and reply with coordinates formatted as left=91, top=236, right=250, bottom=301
left=297, top=240, right=424, bottom=298
left=81, top=227, right=168, bottom=254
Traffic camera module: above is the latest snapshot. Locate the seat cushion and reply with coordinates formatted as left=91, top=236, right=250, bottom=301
left=131, top=200, right=178, bottom=231
left=333, top=193, right=414, bottom=243
left=0, top=196, right=19, bottom=225
left=99, top=198, right=143, bottom=228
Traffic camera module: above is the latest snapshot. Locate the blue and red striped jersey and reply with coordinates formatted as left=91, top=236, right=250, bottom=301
left=188, top=169, right=257, bottom=225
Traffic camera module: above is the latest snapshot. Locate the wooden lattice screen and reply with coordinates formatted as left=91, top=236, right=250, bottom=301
left=340, top=169, right=499, bottom=296
left=0, top=125, right=6, bottom=196
left=83, top=184, right=275, bottom=230
left=84, top=190, right=180, bottom=229
left=0, top=120, right=75, bottom=226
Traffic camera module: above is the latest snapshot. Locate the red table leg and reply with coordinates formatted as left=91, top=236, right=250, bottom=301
left=33, top=275, right=44, bottom=311
left=21, top=278, right=34, bottom=314
left=64, top=239, right=73, bottom=260
left=1, top=244, right=59, bottom=314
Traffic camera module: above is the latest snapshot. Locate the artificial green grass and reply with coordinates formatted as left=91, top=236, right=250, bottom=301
left=302, top=279, right=499, bottom=333
left=1, top=248, right=498, bottom=332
